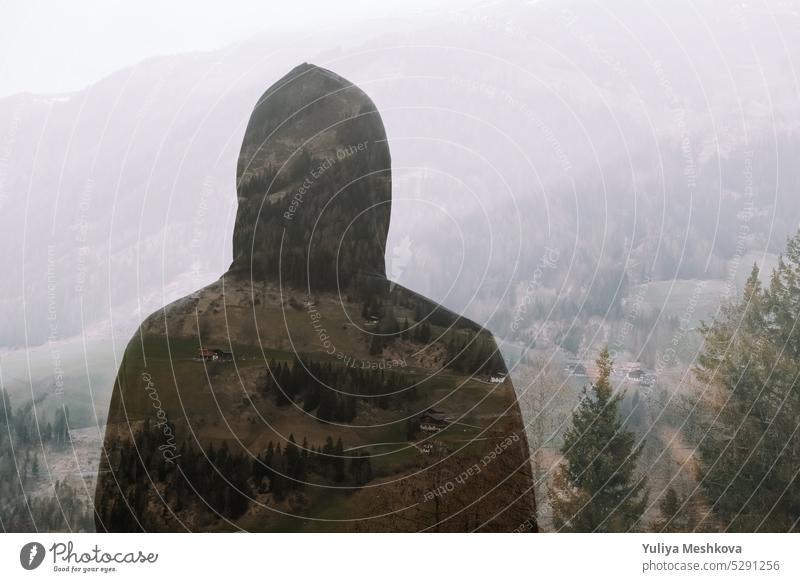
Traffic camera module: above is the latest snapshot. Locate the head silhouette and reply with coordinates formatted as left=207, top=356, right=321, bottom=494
left=231, top=63, right=391, bottom=291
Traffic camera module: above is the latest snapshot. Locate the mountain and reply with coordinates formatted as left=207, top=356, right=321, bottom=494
left=1, top=0, right=798, bottom=406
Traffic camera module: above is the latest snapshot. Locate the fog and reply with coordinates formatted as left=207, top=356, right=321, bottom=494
left=1, top=0, right=798, bottom=410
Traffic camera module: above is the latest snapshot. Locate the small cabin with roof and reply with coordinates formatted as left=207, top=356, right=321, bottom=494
left=419, top=408, right=449, bottom=432
left=198, top=348, right=233, bottom=362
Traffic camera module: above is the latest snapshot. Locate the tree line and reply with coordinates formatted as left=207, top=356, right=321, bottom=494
left=96, top=417, right=373, bottom=532
left=0, top=391, right=93, bottom=532
left=546, top=231, right=800, bottom=532
left=262, top=356, right=418, bottom=421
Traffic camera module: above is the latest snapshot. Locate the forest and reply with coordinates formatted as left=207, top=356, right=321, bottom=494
left=95, top=417, right=373, bottom=532
left=544, top=232, right=800, bottom=532
left=0, top=391, right=93, bottom=532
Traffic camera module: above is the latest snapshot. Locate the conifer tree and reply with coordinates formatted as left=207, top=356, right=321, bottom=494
left=650, top=487, right=697, bottom=533
left=549, top=347, right=648, bottom=532
left=688, top=232, right=800, bottom=531
left=333, top=438, right=345, bottom=482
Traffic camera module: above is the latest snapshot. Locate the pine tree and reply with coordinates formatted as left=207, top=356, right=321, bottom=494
left=400, top=317, right=409, bottom=340
left=651, top=487, right=696, bottom=532
left=549, top=347, right=648, bottom=532
left=689, top=234, right=800, bottom=531
left=333, top=438, right=345, bottom=482
left=415, top=321, right=431, bottom=343
left=369, top=334, right=383, bottom=355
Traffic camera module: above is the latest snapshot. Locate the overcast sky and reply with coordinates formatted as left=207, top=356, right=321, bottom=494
left=0, top=0, right=472, bottom=98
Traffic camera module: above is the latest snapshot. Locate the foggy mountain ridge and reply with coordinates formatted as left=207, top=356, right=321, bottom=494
left=1, top=0, right=799, bottom=360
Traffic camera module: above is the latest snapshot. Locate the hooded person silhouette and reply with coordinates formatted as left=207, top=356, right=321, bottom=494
left=94, top=63, right=537, bottom=532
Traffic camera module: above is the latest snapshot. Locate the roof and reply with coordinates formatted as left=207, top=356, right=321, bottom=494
left=420, top=409, right=448, bottom=422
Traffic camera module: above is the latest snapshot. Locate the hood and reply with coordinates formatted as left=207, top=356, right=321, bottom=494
left=230, top=63, right=392, bottom=291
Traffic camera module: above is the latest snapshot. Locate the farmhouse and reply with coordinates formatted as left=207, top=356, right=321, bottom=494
left=564, top=362, right=587, bottom=376
left=198, top=348, right=233, bottom=362
left=418, top=440, right=449, bottom=456
left=419, top=409, right=449, bottom=432
left=627, top=368, right=644, bottom=380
